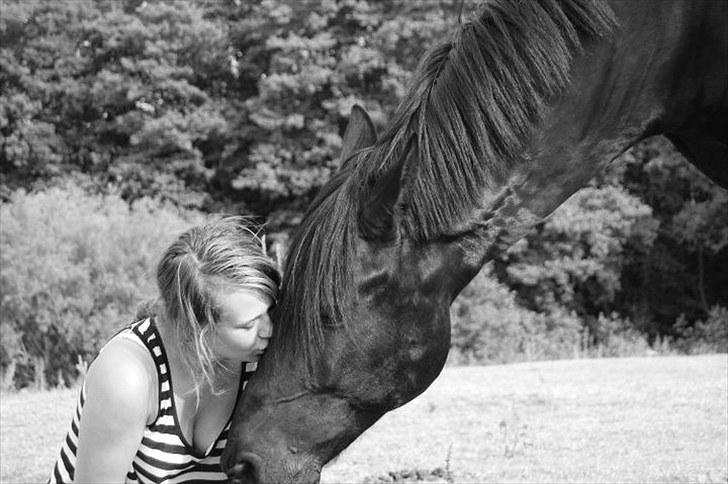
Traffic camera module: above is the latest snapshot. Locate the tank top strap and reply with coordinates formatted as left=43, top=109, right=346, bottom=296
left=128, top=317, right=164, bottom=362
left=127, top=317, right=170, bottom=420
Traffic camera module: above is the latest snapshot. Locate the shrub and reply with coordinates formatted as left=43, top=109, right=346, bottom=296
left=450, top=267, right=584, bottom=365
left=582, top=312, right=653, bottom=358
left=0, top=184, right=205, bottom=389
left=450, top=268, right=658, bottom=365
left=674, top=306, right=728, bottom=355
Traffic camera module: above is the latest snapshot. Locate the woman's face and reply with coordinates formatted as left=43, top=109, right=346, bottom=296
left=209, top=289, right=273, bottom=363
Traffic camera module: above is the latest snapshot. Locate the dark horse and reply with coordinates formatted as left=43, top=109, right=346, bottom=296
left=223, top=0, right=727, bottom=482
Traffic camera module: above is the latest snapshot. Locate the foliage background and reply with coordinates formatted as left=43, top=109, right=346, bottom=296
left=1, top=0, right=726, bottom=389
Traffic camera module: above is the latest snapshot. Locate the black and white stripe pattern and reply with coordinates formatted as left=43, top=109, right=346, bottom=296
left=50, top=382, right=86, bottom=483
left=49, top=318, right=252, bottom=483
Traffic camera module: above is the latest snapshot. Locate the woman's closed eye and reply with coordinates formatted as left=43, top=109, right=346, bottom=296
left=237, top=315, right=262, bottom=329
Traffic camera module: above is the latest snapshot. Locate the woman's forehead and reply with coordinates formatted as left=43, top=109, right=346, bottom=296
left=216, top=289, right=271, bottom=321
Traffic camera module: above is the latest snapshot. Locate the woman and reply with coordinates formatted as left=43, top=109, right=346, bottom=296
left=49, top=216, right=280, bottom=483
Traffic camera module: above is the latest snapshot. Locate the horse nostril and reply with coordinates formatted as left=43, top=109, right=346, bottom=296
left=228, top=463, right=255, bottom=484
left=226, top=452, right=262, bottom=484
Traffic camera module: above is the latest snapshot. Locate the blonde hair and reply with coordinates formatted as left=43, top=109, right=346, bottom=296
left=155, top=216, right=280, bottom=391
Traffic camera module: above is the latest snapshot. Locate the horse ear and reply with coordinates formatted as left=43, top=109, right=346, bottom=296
left=339, top=105, right=377, bottom=171
left=358, top=158, right=404, bottom=241
left=338, top=105, right=398, bottom=241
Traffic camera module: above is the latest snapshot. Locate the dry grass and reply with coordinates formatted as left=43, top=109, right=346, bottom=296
left=321, top=355, right=728, bottom=483
left=1, top=355, right=726, bottom=483
left=1, top=387, right=77, bottom=483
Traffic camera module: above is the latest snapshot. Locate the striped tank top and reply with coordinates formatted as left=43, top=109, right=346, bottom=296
left=49, top=317, right=254, bottom=483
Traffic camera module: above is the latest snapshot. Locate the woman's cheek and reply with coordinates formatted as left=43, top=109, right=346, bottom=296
left=231, top=329, right=257, bottom=350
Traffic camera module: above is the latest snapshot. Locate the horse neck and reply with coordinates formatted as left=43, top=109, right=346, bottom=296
left=427, top=1, right=715, bottom=286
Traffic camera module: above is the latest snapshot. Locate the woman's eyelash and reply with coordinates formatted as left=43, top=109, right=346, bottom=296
left=239, top=316, right=260, bottom=327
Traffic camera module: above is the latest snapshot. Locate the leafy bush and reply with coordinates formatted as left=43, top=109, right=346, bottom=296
left=674, top=306, right=728, bottom=355
left=0, top=184, right=204, bottom=389
left=583, top=312, right=653, bottom=358
left=450, top=268, right=658, bottom=365
left=450, top=267, right=584, bottom=365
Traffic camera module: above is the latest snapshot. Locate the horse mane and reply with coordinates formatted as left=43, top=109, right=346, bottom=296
left=273, top=0, right=616, bottom=361
left=371, top=0, right=617, bottom=241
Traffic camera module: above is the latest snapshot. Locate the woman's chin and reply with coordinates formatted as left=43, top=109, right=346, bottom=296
left=242, top=350, right=266, bottom=363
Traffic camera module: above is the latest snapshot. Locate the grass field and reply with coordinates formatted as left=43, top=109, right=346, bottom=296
left=1, top=355, right=726, bottom=483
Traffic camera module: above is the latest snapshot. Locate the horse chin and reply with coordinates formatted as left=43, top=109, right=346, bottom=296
left=226, top=468, right=321, bottom=484
left=290, top=465, right=322, bottom=484
left=262, top=455, right=322, bottom=484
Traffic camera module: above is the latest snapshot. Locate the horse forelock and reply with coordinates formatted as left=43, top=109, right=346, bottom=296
left=273, top=159, right=362, bottom=364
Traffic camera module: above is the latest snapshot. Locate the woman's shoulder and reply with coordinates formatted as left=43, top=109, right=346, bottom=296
left=83, top=330, right=158, bottom=422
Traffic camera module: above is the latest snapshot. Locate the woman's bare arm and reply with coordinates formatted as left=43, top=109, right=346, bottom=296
left=74, top=338, right=156, bottom=482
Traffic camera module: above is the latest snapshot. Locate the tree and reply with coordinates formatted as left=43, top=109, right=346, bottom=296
left=217, top=0, right=466, bottom=224
left=496, top=183, right=659, bottom=344
left=613, top=137, right=728, bottom=334
left=1, top=1, right=234, bottom=207
left=1, top=0, right=467, bottom=221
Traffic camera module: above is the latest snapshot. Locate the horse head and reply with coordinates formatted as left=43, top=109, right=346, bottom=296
left=221, top=105, right=473, bottom=483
